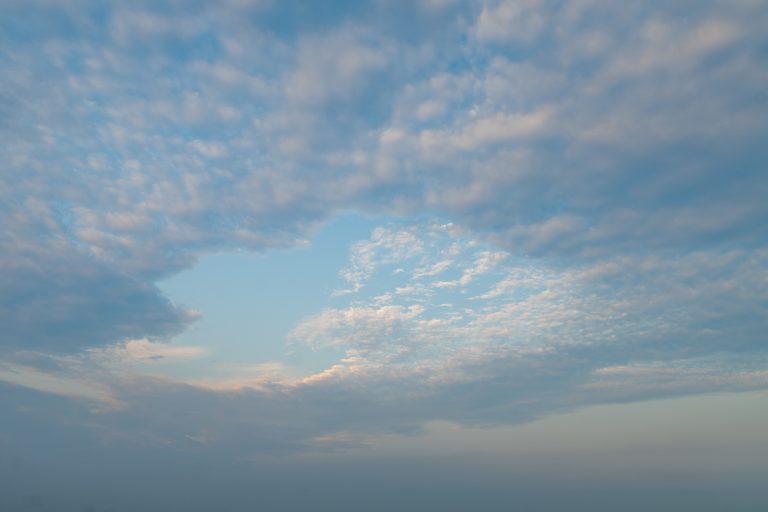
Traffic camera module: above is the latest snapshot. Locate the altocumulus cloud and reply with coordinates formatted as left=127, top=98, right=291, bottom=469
left=0, top=0, right=767, bottom=477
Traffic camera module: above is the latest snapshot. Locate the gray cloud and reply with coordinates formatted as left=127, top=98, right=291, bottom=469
left=0, top=241, right=196, bottom=352
left=4, top=378, right=765, bottom=512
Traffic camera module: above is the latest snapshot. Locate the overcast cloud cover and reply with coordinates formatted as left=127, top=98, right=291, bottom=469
left=1, top=1, right=767, bottom=510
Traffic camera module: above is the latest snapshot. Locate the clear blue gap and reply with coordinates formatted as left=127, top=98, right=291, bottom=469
left=156, top=212, right=390, bottom=380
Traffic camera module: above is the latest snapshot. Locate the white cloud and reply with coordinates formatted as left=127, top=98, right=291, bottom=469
left=335, top=227, right=425, bottom=294
left=413, top=259, right=453, bottom=278
left=433, top=250, right=507, bottom=287
left=474, top=0, right=547, bottom=43
left=0, top=361, right=118, bottom=405
left=92, top=338, right=207, bottom=364
left=290, top=304, right=426, bottom=354
left=291, top=223, right=768, bottom=402
left=284, top=29, right=391, bottom=106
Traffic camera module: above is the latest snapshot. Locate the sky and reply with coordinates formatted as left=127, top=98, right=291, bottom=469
left=1, top=0, right=767, bottom=510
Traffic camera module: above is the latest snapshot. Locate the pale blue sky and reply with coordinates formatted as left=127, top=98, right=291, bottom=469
left=1, top=0, right=767, bottom=510
left=155, top=213, right=381, bottom=378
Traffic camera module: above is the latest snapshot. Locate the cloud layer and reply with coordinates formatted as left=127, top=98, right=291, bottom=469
left=1, top=0, right=767, bottom=476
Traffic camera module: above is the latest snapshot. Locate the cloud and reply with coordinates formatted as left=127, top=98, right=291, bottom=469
left=287, top=222, right=768, bottom=416
left=474, top=0, right=548, bottom=43
left=284, top=29, right=392, bottom=108
left=92, top=338, right=207, bottom=364
left=2, top=0, right=765, bottom=281
left=0, top=220, right=765, bottom=478
left=335, top=226, right=425, bottom=294
left=0, top=241, right=197, bottom=353
left=0, top=0, right=766, bottom=475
